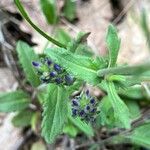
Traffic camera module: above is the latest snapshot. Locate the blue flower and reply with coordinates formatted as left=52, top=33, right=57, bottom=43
left=32, top=56, right=75, bottom=86
left=72, top=99, right=79, bottom=106
left=71, top=90, right=100, bottom=124
left=50, top=71, right=57, bottom=77
left=32, top=61, right=40, bottom=67
left=55, top=78, right=63, bottom=84
left=90, top=98, right=95, bottom=104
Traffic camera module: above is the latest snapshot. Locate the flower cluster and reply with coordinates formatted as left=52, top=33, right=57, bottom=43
left=71, top=90, right=100, bottom=124
left=32, top=57, right=75, bottom=86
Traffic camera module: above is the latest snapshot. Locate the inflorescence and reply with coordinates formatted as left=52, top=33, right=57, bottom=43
left=32, top=57, right=75, bottom=86
left=71, top=90, right=100, bottom=124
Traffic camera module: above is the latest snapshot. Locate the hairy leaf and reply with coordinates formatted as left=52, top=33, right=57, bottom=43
left=106, top=81, right=130, bottom=128
left=106, top=24, right=121, bottom=67
left=45, top=48, right=106, bottom=85
left=16, top=41, right=40, bottom=87
left=40, top=0, right=57, bottom=24
left=0, top=90, right=30, bottom=112
left=119, top=85, right=144, bottom=100
left=125, top=100, right=141, bottom=120
left=98, top=63, right=150, bottom=77
left=126, top=123, right=150, bottom=148
left=12, top=110, right=34, bottom=127
left=41, top=84, right=68, bottom=143
left=69, top=116, right=94, bottom=137
left=99, top=96, right=116, bottom=127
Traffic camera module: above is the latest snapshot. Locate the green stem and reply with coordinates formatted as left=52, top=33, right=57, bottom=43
left=14, top=0, right=66, bottom=48
left=98, top=63, right=150, bottom=77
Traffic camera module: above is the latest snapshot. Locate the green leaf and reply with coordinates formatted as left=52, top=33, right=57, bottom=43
left=125, top=100, right=141, bottom=120
left=106, top=81, right=130, bottom=128
left=45, top=48, right=107, bottom=85
left=126, top=123, right=150, bottom=148
left=63, top=121, right=79, bottom=137
left=66, top=31, right=94, bottom=57
left=55, top=28, right=72, bottom=45
left=40, top=0, right=58, bottom=24
left=41, top=84, right=68, bottom=143
left=106, top=24, right=121, bottom=67
left=99, top=96, right=116, bottom=127
left=12, top=110, right=34, bottom=127
left=119, top=85, right=144, bottom=100
left=16, top=41, right=40, bottom=87
left=67, top=32, right=90, bottom=53
left=69, top=116, right=94, bottom=137
left=0, top=90, right=30, bottom=112
left=98, top=63, right=150, bottom=77
left=68, top=80, right=83, bottom=95
left=75, top=44, right=94, bottom=57
left=62, top=0, right=77, bottom=22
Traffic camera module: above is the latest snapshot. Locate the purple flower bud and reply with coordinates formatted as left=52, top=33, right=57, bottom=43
left=32, top=61, right=40, bottom=67
left=72, top=99, right=79, bottom=106
left=54, top=64, right=62, bottom=72
left=86, top=90, right=90, bottom=96
left=72, top=109, right=77, bottom=116
left=80, top=110, right=85, bottom=117
left=91, top=108, right=96, bottom=113
left=90, top=98, right=95, bottom=104
left=55, top=78, right=63, bottom=84
left=86, top=105, right=90, bottom=111
left=65, top=75, right=74, bottom=85
left=47, top=59, right=52, bottom=66
left=50, top=71, right=57, bottom=77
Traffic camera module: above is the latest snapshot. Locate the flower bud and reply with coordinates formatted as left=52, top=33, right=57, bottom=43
left=54, top=64, right=62, bottom=72
left=32, top=56, right=75, bottom=86
left=65, top=75, right=74, bottom=85
left=50, top=71, right=57, bottom=77
left=32, top=61, right=40, bottom=67
left=71, top=90, right=100, bottom=124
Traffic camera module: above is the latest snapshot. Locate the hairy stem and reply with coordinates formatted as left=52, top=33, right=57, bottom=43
left=14, top=0, right=66, bottom=48
left=98, top=63, right=150, bottom=77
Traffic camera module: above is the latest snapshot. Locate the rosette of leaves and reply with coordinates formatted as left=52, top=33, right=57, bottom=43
left=32, top=57, right=75, bottom=86
left=71, top=90, right=100, bottom=123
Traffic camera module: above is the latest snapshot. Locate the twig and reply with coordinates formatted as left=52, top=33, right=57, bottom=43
left=70, top=138, right=76, bottom=150
left=112, top=0, right=135, bottom=24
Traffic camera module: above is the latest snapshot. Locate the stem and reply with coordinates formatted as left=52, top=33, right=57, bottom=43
left=75, top=131, right=128, bottom=149
left=14, top=0, right=66, bottom=48
left=98, top=63, right=150, bottom=77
